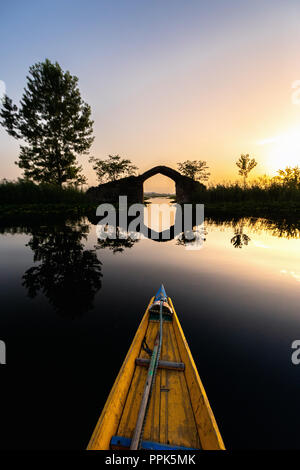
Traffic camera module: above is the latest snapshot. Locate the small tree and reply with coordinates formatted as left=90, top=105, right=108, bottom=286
left=276, top=166, right=300, bottom=188
left=236, top=154, right=257, bottom=187
left=177, top=160, right=210, bottom=182
left=90, top=154, right=138, bottom=183
left=230, top=222, right=251, bottom=249
left=0, top=59, right=94, bottom=186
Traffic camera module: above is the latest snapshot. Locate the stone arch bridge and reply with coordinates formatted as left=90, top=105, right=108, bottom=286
left=87, top=165, right=205, bottom=203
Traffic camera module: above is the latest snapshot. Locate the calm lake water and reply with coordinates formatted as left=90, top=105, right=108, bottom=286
left=0, top=198, right=299, bottom=449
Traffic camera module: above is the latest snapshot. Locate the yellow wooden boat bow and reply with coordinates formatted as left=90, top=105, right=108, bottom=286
left=87, top=285, right=225, bottom=450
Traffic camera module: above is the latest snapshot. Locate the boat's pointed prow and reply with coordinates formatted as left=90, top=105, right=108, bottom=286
left=150, top=284, right=172, bottom=317
left=154, top=284, right=167, bottom=302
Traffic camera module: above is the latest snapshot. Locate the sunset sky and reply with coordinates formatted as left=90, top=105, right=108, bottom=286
left=1, top=0, right=300, bottom=192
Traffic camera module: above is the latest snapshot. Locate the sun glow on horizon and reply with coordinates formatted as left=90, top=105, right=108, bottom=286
left=257, top=126, right=300, bottom=174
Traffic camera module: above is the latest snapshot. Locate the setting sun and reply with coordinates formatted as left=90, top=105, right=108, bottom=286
left=258, top=126, right=300, bottom=174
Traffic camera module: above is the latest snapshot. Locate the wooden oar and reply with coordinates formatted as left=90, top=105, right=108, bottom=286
left=130, top=332, right=160, bottom=450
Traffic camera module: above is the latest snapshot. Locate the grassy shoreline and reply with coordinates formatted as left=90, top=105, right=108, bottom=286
left=0, top=200, right=299, bottom=220
left=0, top=203, right=97, bottom=220
left=203, top=201, right=300, bottom=218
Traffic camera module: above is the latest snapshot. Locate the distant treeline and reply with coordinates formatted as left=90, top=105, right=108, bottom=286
left=144, top=192, right=175, bottom=198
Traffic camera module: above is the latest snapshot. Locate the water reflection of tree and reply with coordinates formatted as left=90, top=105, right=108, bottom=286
left=176, top=228, right=207, bottom=246
left=206, top=217, right=300, bottom=240
left=230, top=222, right=251, bottom=249
left=22, top=222, right=102, bottom=317
left=95, top=226, right=139, bottom=254
left=260, top=219, right=300, bottom=239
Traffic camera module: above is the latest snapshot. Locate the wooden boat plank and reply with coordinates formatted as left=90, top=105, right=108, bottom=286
left=143, top=368, right=161, bottom=442
left=159, top=323, right=200, bottom=448
left=116, top=363, right=148, bottom=439
left=159, top=367, right=168, bottom=444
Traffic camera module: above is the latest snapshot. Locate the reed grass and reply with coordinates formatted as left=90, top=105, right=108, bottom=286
left=0, top=179, right=86, bottom=204
left=195, top=181, right=300, bottom=204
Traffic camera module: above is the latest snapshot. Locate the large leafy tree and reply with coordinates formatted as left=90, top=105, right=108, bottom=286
left=236, top=154, right=257, bottom=188
left=0, top=59, right=94, bottom=186
left=177, top=160, right=210, bottom=182
left=90, top=154, right=138, bottom=183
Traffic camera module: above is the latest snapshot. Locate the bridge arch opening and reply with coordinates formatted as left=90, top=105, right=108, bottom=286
left=143, top=173, right=175, bottom=198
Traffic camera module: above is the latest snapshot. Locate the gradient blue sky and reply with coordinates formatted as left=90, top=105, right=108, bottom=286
left=1, top=0, right=300, bottom=190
